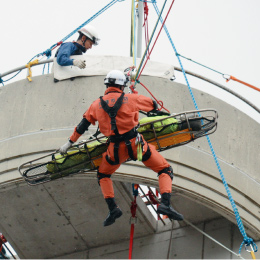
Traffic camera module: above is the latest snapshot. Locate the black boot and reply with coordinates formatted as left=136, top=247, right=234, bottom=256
left=157, top=193, right=184, bottom=221
left=103, top=198, right=123, bottom=227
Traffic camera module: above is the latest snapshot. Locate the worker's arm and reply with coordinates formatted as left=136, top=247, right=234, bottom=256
left=136, top=95, right=170, bottom=116
left=147, top=100, right=170, bottom=116
left=56, top=43, right=76, bottom=66
left=57, top=43, right=86, bottom=69
left=70, top=117, right=91, bottom=142
left=59, top=118, right=91, bottom=154
left=136, top=95, right=159, bottom=112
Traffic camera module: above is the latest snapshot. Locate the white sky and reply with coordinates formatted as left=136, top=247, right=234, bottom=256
left=0, top=0, right=259, bottom=122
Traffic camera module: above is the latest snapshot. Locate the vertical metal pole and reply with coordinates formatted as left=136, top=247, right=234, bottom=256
left=136, top=1, right=144, bottom=58
left=130, top=0, right=134, bottom=57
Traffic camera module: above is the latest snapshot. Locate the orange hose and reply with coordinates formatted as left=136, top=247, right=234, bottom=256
left=227, top=75, right=260, bottom=92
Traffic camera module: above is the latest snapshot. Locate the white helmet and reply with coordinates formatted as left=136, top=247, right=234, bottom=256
left=78, top=25, right=100, bottom=45
left=104, top=70, right=127, bottom=87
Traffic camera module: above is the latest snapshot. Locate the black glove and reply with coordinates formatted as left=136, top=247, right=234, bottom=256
left=147, top=110, right=170, bottom=117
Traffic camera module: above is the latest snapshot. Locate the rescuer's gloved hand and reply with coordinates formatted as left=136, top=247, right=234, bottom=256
left=73, top=59, right=86, bottom=69
left=147, top=110, right=170, bottom=117
left=59, top=140, right=73, bottom=155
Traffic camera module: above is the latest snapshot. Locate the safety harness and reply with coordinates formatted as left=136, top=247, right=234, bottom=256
left=99, top=92, right=149, bottom=165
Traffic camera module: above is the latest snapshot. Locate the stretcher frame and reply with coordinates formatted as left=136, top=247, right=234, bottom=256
left=18, top=109, right=218, bottom=186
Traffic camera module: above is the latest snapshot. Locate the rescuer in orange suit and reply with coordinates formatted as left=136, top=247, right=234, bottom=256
left=59, top=70, right=184, bottom=226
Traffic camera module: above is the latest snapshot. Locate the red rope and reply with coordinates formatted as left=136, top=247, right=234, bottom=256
left=130, top=81, right=139, bottom=94
left=148, top=190, right=159, bottom=205
left=156, top=189, right=160, bottom=220
left=137, top=0, right=175, bottom=80
left=129, top=224, right=135, bottom=259
left=138, top=81, right=170, bottom=113
left=136, top=0, right=175, bottom=113
left=0, top=234, right=6, bottom=256
left=51, top=41, right=63, bottom=51
left=129, top=197, right=137, bottom=259
left=0, top=234, right=6, bottom=244
left=143, top=1, right=150, bottom=59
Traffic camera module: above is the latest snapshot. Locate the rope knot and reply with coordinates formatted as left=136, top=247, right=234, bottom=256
left=143, top=1, right=149, bottom=21
left=240, top=237, right=258, bottom=253
left=43, top=48, right=52, bottom=58
left=130, top=83, right=138, bottom=94
left=244, top=237, right=253, bottom=246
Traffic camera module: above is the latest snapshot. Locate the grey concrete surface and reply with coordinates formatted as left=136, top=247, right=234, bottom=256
left=0, top=56, right=259, bottom=258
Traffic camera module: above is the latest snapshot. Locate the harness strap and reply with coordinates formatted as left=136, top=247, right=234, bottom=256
left=100, top=92, right=125, bottom=131
left=142, top=145, right=151, bottom=162
left=106, top=142, right=120, bottom=165
left=109, top=128, right=137, bottom=143
left=125, top=139, right=135, bottom=160
left=106, top=129, right=138, bottom=165
left=100, top=92, right=138, bottom=165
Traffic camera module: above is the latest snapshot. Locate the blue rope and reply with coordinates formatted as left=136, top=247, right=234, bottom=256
left=42, top=1, right=123, bottom=75
left=1, top=70, right=23, bottom=85
left=135, top=0, right=168, bottom=82
left=42, top=48, right=52, bottom=58
left=2, top=54, right=41, bottom=84
left=0, top=76, right=4, bottom=86
left=40, top=0, right=123, bottom=58
left=176, top=53, right=225, bottom=76
left=38, top=0, right=124, bottom=76
left=152, top=2, right=258, bottom=254
left=139, top=0, right=157, bottom=3
left=42, top=56, right=51, bottom=75
left=2, top=1, right=125, bottom=82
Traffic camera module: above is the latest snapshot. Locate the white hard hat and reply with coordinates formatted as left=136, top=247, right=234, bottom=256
left=78, top=25, right=100, bottom=45
left=104, top=70, right=127, bottom=86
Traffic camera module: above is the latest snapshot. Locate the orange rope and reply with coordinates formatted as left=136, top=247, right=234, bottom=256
left=226, top=75, right=260, bottom=92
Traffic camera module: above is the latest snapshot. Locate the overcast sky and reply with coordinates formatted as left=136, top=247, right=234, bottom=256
left=0, top=0, right=259, bottom=121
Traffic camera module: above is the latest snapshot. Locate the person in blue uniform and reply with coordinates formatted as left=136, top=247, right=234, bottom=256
left=55, top=25, right=100, bottom=69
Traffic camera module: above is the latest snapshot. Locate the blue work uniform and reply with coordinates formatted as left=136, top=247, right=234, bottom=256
left=55, top=42, right=86, bottom=66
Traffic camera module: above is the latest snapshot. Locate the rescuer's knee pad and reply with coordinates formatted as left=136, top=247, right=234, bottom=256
left=97, top=170, right=111, bottom=185
left=158, top=166, right=174, bottom=180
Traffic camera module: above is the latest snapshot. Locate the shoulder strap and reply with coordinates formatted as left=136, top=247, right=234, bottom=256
left=99, top=92, right=125, bottom=133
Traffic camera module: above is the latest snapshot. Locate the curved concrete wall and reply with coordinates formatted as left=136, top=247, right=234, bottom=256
left=0, top=58, right=259, bottom=253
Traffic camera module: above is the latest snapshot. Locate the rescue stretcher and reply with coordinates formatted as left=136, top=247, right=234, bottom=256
left=19, top=109, right=218, bottom=186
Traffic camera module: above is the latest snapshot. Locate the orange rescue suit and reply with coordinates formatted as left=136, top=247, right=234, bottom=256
left=70, top=87, right=172, bottom=198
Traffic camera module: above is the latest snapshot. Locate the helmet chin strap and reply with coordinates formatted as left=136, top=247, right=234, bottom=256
left=81, top=37, right=87, bottom=51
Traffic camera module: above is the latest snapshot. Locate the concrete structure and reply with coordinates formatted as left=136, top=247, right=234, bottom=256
left=0, top=56, right=259, bottom=259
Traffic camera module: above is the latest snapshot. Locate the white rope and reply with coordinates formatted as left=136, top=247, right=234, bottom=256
left=184, top=219, right=245, bottom=259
